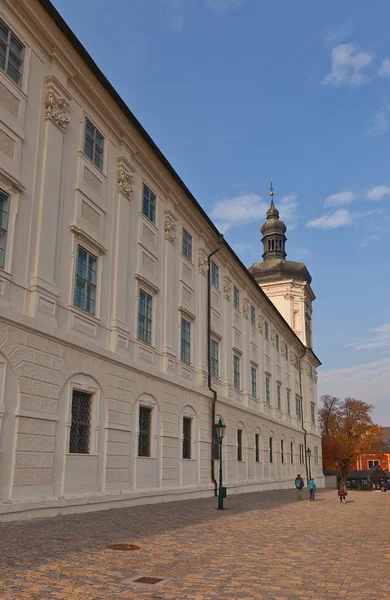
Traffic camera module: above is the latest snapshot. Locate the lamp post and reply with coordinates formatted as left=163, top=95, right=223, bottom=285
left=306, top=447, right=312, bottom=481
left=215, top=418, right=226, bottom=510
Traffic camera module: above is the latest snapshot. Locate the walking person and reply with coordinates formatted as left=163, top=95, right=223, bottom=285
left=295, top=473, right=304, bottom=500
left=309, top=478, right=316, bottom=501
left=337, top=478, right=347, bottom=503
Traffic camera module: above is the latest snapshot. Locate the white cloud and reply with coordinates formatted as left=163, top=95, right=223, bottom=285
left=360, top=234, right=379, bottom=248
left=366, top=184, right=390, bottom=201
left=155, top=0, right=184, bottom=32
left=306, top=209, right=352, bottom=229
left=346, top=324, right=390, bottom=351
left=367, top=109, right=389, bottom=136
left=378, top=57, right=390, bottom=78
left=323, top=43, right=374, bottom=86
left=210, top=193, right=267, bottom=234
left=324, top=191, right=355, bottom=207
left=291, top=246, right=313, bottom=260
left=324, top=24, right=354, bottom=48
left=231, top=242, right=256, bottom=256
left=205, top=0, right=244, bottom=13
left=318, top=357, right=390, bottom=424
left=279, top=193, right=299, bottom=229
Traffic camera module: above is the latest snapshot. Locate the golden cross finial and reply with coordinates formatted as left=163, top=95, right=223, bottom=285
left=269, top=181, right=274, bottom=197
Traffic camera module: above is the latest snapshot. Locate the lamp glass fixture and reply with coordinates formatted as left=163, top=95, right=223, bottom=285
left=215, top=418, right=226, bottom=440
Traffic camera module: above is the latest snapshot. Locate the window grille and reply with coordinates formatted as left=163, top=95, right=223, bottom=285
left=237, top=429, right=243, bottom=462
left=181, top=318, right=191, bottom=364
left=233, top=286, right=239, bottom=310
left=251, top=366, right=257, bottom=398
left=0, top=19, right=24, bottom=86
left=182, top=229, right=192, bottom=261
left=211, top=339, right=219, bottom=378
left=138, top=290, right=152, bottom=344
left=74, top=246, right=97, bottom=315
left=142, top=184, right=156, bottom=224
left=69, top=391, right=91, bottom=454
left=269, top=437, right=273, bottom=463
left=281, top=439, right=284, bottom=463
left=84, top=119, right=104, bottom=170
left=250, top=305, right=256, bottom=327
left=0, top=189, right=10, bottom=269
left=211, top=261, right=219, bottom=289
left=138, top=406, right=152, bottom=457
left=233, top=355, right=240, bottom=390
left=182, top=417, right=192, bottom=459
left=255, top=433, right=260, bottom=463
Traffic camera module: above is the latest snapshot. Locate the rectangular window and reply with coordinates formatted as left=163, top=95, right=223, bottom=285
left=182, top=229, right=192, bottom=261
left=299, top=444, right=304, bottom=464
left=269, top=437, right=273, bottom=463
left=233, top=286, right=240, bottom=310
left=233, top=354, right=240, bottom=390
left=277, top=383, right=281, bottom=410
left=295, top=355, right=299, bottom=370
left=0, top=189, right=10, bottom=269
left=138, top=406, right=152, bottom=457
left=138, top=290, right=153, bottom=344
left=182, top=417, right=192, bottom=459
left=290, top=441, right=294, bottom=464
left=84, top=119, right=104, bottom=170
left=265, top=376, right=271, bottom=404
left=368, top=460, right=379, bottom=468
left=255, top=433, right=260, bottom=463
left=296, top=395, right=302, bottom=419
left=251, top=366, right=257, bottom=398
left=311, top=402, right=315, bottom=425
left=74, top=246, right=97, bottom=315
left=287, top=390, right=291, bottom=415
left=285, top=345, right=289, bottom=361
left=265, top=321, right=269, bottom=341
left=237, top=429, right=243, bottom=462
left=142, top=184, right=156, bottom=224
left=0, top=19, right=24, bottom=86
left=181, top=318, right=191, bottom=364
left=275, top=334, right=280, bottom=353
left=211, top=339, right=219, bottom=379
left=250, top=305, right=256, bottom=327
left=211, top=261, right=219, bottom=289
left=281, top=439, right=284, bottom=463
left=69, top=391, right=91, bottom=454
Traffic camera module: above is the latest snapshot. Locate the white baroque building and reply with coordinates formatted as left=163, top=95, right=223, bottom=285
left=0, top=0, right=323, bottom=520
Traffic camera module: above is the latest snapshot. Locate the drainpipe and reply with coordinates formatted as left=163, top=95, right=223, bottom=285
left=298, top=353, right=309, bottom=485
left=207, top=235, right=223, bottom=496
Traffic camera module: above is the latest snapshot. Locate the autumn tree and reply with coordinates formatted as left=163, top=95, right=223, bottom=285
left=319, top=396, right=385, bottom=480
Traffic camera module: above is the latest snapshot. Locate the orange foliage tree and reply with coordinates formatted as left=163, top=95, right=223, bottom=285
left=319, top=395, right=385, bottom=480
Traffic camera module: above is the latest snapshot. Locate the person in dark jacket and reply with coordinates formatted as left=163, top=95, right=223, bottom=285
left=295, top=474, right=304, bottom=500
left=337, top=479, right=347, bottom=503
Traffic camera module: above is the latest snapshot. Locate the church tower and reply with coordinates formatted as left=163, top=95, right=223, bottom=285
left=249, top=184, right=315, bottom=348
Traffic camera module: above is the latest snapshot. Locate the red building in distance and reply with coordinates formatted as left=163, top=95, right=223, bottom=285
left=353, top=427, right=390, bottom=471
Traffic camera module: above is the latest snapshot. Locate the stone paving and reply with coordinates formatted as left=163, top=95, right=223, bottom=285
left=0, top=487, right=389, bottom=600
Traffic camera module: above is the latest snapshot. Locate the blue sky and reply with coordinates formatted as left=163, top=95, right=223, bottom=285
left=50, top=0, right=389, bottom=424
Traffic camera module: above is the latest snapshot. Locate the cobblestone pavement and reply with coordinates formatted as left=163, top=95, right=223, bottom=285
left=0, top=488, right=389, bottom=600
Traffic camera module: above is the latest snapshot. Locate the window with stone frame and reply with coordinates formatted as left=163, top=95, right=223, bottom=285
left=277, top=383, right=281, bottom=410
left=0, top=19, right=24, bottom=86
left=84, top=118, right=104, bottom=170
left=275, top=334, right=280, bottom=353
left=138, top=290, right=153, bottom=345
left=264, top=321, right=269, bottom=341
left=138, top=406, right=152, bottom=457
left=290, top=441, right=294, bottom=463
left=182, top=229, right=192, bottom=261
left=182, top=417, right=192, bottom=459
left=269, top=437, right=273, bottom=463
left=0, top=189, right=10, bottom=269
left=233, top=354, right=240, bottom=390
left=287, top=390, right=291, bottom=415
left=237, top=429, right=243, bottom=462
left=211, top=339, right=219, bottom=379
left=233, top=286, right=240, bottom=310
left=142, top=184, right=156, bottom=224
left=211, top=261, right=219, bottom=289
left=180, top=318, right=191, bottom=364
left=250, top=305, right=256, bottom=327
left=74, top=246, right=97, bottom=315
left=310, top=402, right=316, bottom=425
left=69, top=391, right=92, bottom=454
left=255, top=433, right=260, bottom=463
left=251, top=366, right=257, bottom=398
left=281, top=439, right=284, bottom=463
left=265, top=375, right=271, bottom=405
left=296, top=394, right=302, bottom=419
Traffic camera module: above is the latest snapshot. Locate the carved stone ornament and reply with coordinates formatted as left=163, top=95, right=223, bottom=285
left=198, top=251, right=208, bottom=276
left=223, top=277, right=232, bottom=301
left=289, top=352, right=296, bottom=366
left=164, top=214, right=177, bottom=244
left=281, top=341, right=287, bottom=356
left=243, top=298, right=250, bottom=320
left=45, top=91, right=70, bottom=132
left=300, top=361, right=311, bottom=375
left=284, top=292, right=294, bottom=300
left=257, top=315, right=265, bottom=334
left=118, top=168, right=134, bottom=199
left=313, top=371, right=318, bottom=383
left=270, top=329, right=276, bottom=346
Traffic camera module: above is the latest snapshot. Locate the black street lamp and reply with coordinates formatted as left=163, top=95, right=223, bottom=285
left=306, top=447, right=312, bottom=481
left=215, top=418, right=226, bottom=510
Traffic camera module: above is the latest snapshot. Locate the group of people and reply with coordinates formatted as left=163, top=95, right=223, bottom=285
left=294, top=474, right=348, bottom=503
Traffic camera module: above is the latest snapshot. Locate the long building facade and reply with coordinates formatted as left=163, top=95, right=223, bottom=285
left=0, top=0, right=323, bottom=520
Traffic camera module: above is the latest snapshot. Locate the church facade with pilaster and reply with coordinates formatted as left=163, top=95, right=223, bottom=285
left=0, top=0, right=323, bottom=521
